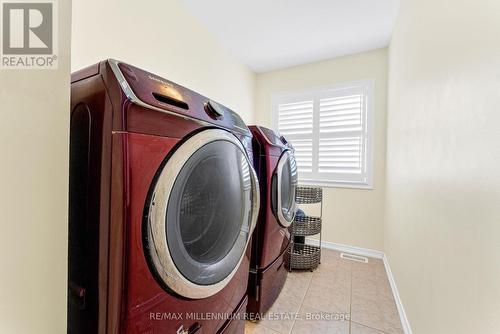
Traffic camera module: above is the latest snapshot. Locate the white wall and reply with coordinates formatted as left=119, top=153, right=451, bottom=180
left=71, top=0, right=255, bottom=122
left=255, top=49, right=388, bottom=250
left=385, top=0, right=500, bottom=332
left=0, top=1, right=72, bottom=333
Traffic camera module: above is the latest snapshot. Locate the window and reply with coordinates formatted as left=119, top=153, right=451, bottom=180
left=273, top=81, right=373, bottom=188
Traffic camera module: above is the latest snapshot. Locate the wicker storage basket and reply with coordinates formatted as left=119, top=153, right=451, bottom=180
left=295, top=186, right=323, bottom=204
left=286, top=243, right=321, bottom=271
left=292, top=215, right=322, bottom=236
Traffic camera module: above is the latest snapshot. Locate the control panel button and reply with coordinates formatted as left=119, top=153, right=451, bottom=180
left=205, top=100, right=225, bottom=119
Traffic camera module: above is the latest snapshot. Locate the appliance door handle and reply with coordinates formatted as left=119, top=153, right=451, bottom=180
left=188, top=322, right=202, bottom=333
left=176, top=323, right=201, bottom=334
left=248, top=155, right=260, bottom=236
left=68, top=281, right=86, bottom=309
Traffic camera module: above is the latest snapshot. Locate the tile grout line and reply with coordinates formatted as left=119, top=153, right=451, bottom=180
left=349, top=258, right=402, bottom=334
left=257, top=321, right=282, bottom=334
left=351, top=320, right=391, bottom=334
left=248, top=320, right=282, bottom=334
left=288, top=271, right=314, bottom=334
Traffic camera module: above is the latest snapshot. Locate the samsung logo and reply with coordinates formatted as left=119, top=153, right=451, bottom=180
left=148, top=74, right=172, bottom=87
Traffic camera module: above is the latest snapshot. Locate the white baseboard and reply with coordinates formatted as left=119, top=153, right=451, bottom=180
left=304, top=237, right=412, bottom=334
left=304, top=237, right=384, bottom=259
left=383, top=255, right=413, bottom=334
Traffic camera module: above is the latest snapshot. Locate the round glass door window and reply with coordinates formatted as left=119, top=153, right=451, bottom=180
left=167, top=140, right=252, bottom=285
left=145, top=129, right=259, bottom=299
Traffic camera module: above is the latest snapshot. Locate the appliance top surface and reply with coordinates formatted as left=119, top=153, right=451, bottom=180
left=109, top=59, right=251, bottom=136
left=250, top=125, right=292, bottom=150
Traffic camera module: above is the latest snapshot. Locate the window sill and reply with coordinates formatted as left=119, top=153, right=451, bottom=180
left=298, top=180, right=374, bottom=190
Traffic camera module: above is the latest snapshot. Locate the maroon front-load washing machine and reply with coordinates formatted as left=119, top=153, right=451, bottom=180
left=246, top=125, right=298, bottom=317
left=68, top=59, right=260, bottom=334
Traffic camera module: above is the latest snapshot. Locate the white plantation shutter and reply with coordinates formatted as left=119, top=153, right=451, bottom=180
left=277, top=100, right=314, bottom=173
left=274, top=82, right=373, bottom=188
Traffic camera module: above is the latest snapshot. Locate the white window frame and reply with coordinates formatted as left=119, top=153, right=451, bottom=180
left=272, top=80, right=374, bottom=189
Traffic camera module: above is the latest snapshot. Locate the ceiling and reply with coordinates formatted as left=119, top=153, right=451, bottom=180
left=178, top=0, right=399, bottom=73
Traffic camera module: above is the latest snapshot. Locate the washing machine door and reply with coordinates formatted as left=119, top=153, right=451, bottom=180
left=274, top=150, right=298, bottom=227
left=145, top=129, right=259, bottom=299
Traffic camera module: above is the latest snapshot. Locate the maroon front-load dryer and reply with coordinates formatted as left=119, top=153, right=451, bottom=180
left=68, top=59, right=260, bottom=334
left=246, top=125, right=298, bottom=317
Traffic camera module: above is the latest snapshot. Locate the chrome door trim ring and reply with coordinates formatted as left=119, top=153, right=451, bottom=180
left=276, top=150, right=297, bottom=227
left=146, top=129, right=259, bottom=299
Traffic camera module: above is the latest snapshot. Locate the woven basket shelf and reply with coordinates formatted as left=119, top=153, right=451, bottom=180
left=295, top=186, right=323, bottom=204
left=292, top=215, right=322, bottom=236
left=286, top=243, right=321, bottom=271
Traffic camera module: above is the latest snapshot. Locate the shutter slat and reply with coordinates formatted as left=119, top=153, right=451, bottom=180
left=279, top=109, right=314, bottom=118
left=319, top=104, right=361, bottom=113
left=319, top=110, right=362, bottom=118
left=320, top=115, right=361, bottom=123
left=319, top=141, right=361, bottom=147
left=280, top=124, right=313, bottom=131
left=320, top=148, right=360, bottom=153
left=279, top=119, right=313, bottom=126
left=279, top=101, right=313, bottom=109
left=319, top=158, right=360, bottom=163
left=279, top=114, right=314, bottom=122
left=279, top=120, right=313, bottom=128
left=318, top=168, right=362, bottom=174
left=280, top=130, right=313, bottom=136
left=319, top=154, right=360, bottom=158
left=320, top=126, right=363, bottom=133
left=321, top=97, right=361, bottom=104
left=320, top=120, right=361, bottom=127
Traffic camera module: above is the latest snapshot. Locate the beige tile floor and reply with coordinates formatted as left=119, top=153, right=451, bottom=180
left=245, top=249, right=404, bottom=334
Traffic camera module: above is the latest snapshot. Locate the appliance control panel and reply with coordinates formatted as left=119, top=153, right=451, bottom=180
left=116, top=61, right=250, bottom=135
left=258, top=126, right=292, bottom=149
